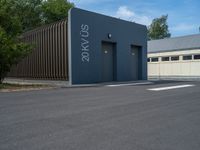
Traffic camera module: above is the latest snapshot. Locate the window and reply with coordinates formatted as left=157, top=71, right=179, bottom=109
left=147, top=58, right=151, bottom=62
left=162, top=57, right=169, bottom=61
left=151, top=57, right=159, bottom=62
left=183, top=55, right=192, bottom=60
left=194, top=54, right=200, bottom=60
left=171, top=56, right=179, bottom=61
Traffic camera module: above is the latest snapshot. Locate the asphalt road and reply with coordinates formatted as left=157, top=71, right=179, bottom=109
left=0, top=81, right=200, bottom=150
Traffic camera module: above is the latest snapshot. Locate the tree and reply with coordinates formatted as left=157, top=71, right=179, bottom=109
left=12, top=0, right=43, bottom=31
left=148, top=15, right=171, bottom=40
left=42, top=0, right=74, bottom=24
left=3, top=0, right=74, bottom=32
left=0, top=0, right=31, bottom=83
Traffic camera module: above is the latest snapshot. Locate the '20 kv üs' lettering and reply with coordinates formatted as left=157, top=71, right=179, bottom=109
left=80, top=24, right=89, bottom=62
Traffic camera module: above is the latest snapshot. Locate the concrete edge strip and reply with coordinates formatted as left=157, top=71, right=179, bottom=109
left=106, top=82, right=153, bottom=87
left=62, top=82, right=153, bottom=88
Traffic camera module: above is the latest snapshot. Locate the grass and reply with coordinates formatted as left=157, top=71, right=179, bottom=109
left=0, top=83, right=51, bottom=91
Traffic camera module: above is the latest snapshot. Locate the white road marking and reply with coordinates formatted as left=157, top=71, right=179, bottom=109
left=106, top=82, right=153, bottom=87
left=148, top=84, right=195, bottom=91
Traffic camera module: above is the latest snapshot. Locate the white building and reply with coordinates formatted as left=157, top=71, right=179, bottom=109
left=148, top=34, right=200, bottom=80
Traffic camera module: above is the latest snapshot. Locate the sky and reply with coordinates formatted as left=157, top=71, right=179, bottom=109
left=69, top=0, right=200, bottom=37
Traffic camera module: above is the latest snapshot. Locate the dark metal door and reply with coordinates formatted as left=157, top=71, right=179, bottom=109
left=131, top=46, right=139, bottom=80
left=102, top=42, right=114, bottom=82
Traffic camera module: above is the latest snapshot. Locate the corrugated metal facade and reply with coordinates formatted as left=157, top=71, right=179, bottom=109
left=9, top=20, right=68, bottom=80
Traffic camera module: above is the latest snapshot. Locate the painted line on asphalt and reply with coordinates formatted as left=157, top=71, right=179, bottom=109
left=106, top=82, right=153, bottom=87
left=148, top=84, right=195, bottom=91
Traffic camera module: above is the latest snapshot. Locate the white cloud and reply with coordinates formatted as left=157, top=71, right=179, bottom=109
left=115, top=6, right=152, bottom=25
left=170, top=23, right=197, bottom=32
left=116, top=6, right=134, bottom=19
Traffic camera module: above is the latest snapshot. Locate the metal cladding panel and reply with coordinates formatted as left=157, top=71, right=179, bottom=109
left=68, top=8, right=147, bottom=84
left=8, top=20, right=68, bottom=80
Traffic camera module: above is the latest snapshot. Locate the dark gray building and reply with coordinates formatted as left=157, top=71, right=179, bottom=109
left=68, top=8, right=147, bottom=84
left=9, top=8, right=147, bottom=85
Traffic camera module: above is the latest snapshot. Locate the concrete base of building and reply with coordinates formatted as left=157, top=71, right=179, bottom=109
left=148, top=76, right=200, bottom=81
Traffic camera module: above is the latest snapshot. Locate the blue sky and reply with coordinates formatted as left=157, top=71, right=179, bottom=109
left=69, top=0, right=200, bottom=37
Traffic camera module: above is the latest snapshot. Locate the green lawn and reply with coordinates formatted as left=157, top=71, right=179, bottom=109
left=0, top=83, right=51, bottom=90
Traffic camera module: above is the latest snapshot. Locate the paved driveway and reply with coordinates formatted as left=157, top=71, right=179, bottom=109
left=0, top=81, right=200, bottom=150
